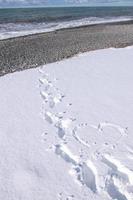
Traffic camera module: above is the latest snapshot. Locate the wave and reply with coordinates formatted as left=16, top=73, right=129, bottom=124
left=0, top=16, right=133, bottom=40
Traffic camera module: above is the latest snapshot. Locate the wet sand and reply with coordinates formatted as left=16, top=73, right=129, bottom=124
left=0, top=21, right=133, bottom=76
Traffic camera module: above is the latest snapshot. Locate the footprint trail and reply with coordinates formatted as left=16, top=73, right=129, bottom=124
left=39, top=66, right=131, bottom=200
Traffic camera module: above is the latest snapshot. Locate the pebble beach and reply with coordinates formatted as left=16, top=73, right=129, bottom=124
left=1, top=20, right=133, bottom=76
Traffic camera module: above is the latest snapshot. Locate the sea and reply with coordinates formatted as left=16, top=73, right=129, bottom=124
left=0, top=6, right=133, bottom=40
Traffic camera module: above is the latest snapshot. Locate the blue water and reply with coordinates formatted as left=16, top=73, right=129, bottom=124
left=0, top=7, right=133, bottom=39
left=0, top=7, right=133, bottom=23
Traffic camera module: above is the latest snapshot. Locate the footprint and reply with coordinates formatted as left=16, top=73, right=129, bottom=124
left=49, top=93, right=64, bottom=108
left=102, top=154, right=133, bottom=200
left=40, top=91, right=49, bottom=102
left=80, top=160, right=99, bottom=193
left=39, top=77, right=53, bottom=91
left=45, top=111, right=59, bottom=125
left=102, top=154, right=133, bottom=185
left=105, top=176, right=128, bottom=200
left=55, top=144, right=79, bottom=166
left=55, top=144, right=99, bottom=193
left=55, top=118, right=72, bottom=138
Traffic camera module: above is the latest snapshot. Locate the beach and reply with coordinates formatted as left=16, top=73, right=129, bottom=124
left=1, top=6, right=133, bottom=200
left=1, top=20, right=133, bottom=76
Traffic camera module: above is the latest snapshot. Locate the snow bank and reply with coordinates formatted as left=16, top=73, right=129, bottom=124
left=0, top=46, right=133, bottom=200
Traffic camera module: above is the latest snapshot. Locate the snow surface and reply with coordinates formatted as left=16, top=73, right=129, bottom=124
left=0, top=47, right=133, bottom=200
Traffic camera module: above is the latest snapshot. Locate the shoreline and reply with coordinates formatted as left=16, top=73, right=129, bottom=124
left=1, top=20, right=133, bottom=76
left=1, top=19, right=133, bottom=42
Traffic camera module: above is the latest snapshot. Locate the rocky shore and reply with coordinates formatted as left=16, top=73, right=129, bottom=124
left=0, top=21, right=133, bottom=76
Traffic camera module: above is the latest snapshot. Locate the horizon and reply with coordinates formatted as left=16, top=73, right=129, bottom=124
left=1, top=0, right=133, bottom=8
left=1, top=5, right=133, bottom=9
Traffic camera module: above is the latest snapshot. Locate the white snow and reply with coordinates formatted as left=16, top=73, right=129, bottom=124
left=0, top=46, right=133, bottom=200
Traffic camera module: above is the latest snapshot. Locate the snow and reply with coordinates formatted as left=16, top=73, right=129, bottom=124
left=0, top=46, right=133, bottom=200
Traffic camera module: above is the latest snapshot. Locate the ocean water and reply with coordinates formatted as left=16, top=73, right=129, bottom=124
left=0, top=7, right=133, bottom=40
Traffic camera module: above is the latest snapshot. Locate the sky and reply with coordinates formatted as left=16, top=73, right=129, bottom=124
left=0, top=0, right=133, bottom=7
